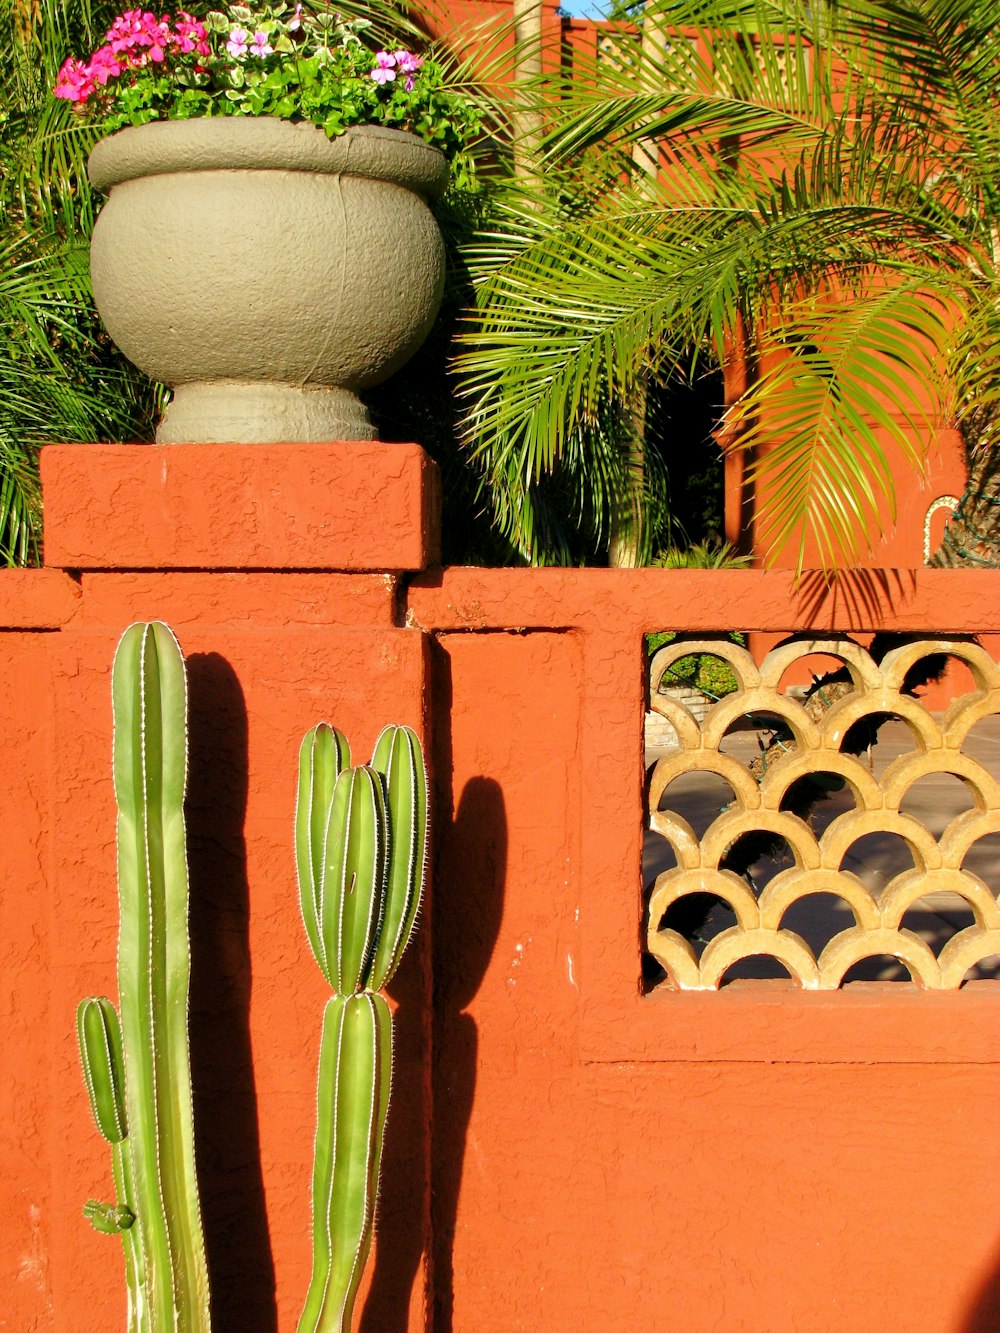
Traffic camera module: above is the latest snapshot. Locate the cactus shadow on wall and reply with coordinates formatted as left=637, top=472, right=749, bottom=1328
left=429, top=775, right=507, bottom=1333
left=185, top=652, right=277, bottom=1332
left=425, top=639, right=508, bottom=1333
left=964, top=1237, right=1000, bottom=1333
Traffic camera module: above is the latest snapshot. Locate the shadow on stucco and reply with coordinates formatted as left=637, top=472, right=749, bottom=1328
left=963, top=1237, right=1000, bottom=1332
left=797, top=568, right=918, bottom=627
left=425, top=639, right=508, bottom=1333
left=186, top=652, right=277, bottom=1331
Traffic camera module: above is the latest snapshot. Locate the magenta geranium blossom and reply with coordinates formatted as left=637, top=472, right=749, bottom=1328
left=106, top=9, right=172, bottom=62
left=57, top=7, right=218, bottom=100
left=175, top=12, right=210, bottom=56
left=54, top=57, right=94, bottom=102
left=49, top=1, right=481, bottom=180
left=88, top=46, right=123, bottom=85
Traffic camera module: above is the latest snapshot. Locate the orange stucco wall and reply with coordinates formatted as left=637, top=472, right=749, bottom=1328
left=3, top=448, right=436, bottom=1331
left=2, top=444, right=999, bottom=1331
left=417, top=573, right=1000, bottom=1331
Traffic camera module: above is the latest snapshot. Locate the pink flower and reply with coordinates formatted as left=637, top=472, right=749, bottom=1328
left=249, top=30, right=273, bottom=57
left=105, top=10, right=140, bottom=51
left=54, top=56, right=94, bottom=102
left=106, top=9, right=170, bottom=61
left=393, top=50, right=423, bottom=75
left=226, top=27, right=249, bottom=58
left=88, top=45, right=122, bottom=85
left=175, top=12, right=209, bottom=56
left=370, top=50, right=396, bottom=85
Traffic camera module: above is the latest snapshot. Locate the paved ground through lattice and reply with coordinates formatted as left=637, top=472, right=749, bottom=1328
left=644, top=712, right=1000, bottom=983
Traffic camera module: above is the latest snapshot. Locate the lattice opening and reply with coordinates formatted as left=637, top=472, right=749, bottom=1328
left=963, top=832, right=1000, bottom=889
left=652, top=769, right=739, bottom=840
left=778, top=889, right=869, bottom=947
left=898, top=772, right=977, bottom=838
left=718, top=954, right=797, bottom=985
left=776, top=651, right=853, bottom=701
left=643, top=631, right=1000, bottom=991
left=963, top=715, right=1000, bottom=769
left=837, top=830, right=920, bottom=886
left=900, top=893, right=976, bottom=938
left=719, top=830, right=796, bottom=886
left=960, top=953, right=1000, bottom=984
left=836, top=712, right=924, bottom=767
left=652, top=890, right=737, bottom=944
left=840, top=954, right=916, bottom=984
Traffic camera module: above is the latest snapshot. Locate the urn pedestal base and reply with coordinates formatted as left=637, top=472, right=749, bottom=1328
left=40, top=443, right=441, bottom=570
left=156, top=381, right=376, bottom=444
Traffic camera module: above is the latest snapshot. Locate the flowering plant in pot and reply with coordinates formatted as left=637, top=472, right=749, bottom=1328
left=55, top=3, right=480, bottom=182
left=53, top=3, right=482, bottom=444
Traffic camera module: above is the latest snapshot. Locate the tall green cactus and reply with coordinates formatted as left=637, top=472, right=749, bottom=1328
left=295, top=723, right=428, bottom=1333
left=78, top=621, right=210, bottom=1332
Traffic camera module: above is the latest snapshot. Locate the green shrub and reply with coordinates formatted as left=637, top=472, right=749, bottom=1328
left=645, top=631, right=745, bottom=701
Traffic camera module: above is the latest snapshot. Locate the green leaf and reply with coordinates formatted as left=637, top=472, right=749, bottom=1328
left=455, top=0, right=1000, bottom=567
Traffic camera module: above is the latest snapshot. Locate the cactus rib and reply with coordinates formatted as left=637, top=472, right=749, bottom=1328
left=324, top=766, right=388, bottom=996
left=367, top=726, right=428, bottom=991
left=296, top=725, right=351, bottom=986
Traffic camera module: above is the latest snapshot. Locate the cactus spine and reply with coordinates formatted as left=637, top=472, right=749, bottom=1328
left=79, top=621, right=210, bottom=1331
left=296, top=724, right=428, bottom=1333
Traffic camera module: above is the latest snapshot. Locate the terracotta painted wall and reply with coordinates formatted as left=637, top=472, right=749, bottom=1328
left=1, top=447, right=437, bottom=1332
left=414, top=568, right=1000, bottom=1333
left=416, top=575, right=1000, bottom=1333
left=2, top=446, right=999, bottom=1331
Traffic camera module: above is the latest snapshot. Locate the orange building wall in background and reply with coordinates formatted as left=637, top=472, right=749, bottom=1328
left=432, top=3, right=975, bottom=578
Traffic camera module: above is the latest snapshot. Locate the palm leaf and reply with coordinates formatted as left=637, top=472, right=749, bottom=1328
left=456, top=0, right=1000, bottom=567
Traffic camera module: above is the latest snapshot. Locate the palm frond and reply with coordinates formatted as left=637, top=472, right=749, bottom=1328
left=456, top=0, right=1000, bottom=567
left=730, top=282, right=953, bottom=569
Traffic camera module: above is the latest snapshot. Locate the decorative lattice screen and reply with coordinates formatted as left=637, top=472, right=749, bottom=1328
left=646, top=636, right=1000, bottom=989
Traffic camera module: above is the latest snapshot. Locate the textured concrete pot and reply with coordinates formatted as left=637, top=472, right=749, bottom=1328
left=88, top=118, right=448, bottom=443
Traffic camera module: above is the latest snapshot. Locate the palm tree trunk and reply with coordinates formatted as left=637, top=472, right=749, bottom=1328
left=608, top=4, right=664, bottom=568
left=929, top=445, right=1000, bottom=567
left=512, top=0, right=544, bottom=179
left=608, top=396, right=647, bottom=567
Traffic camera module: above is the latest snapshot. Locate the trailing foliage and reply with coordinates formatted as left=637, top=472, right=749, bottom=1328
left=0, top=0, right=163, bottom=564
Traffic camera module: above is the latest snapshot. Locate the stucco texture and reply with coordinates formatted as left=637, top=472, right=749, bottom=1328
left=88, top=122, right=446, bottom=443
left=2, top=443, right=999, bottom=1331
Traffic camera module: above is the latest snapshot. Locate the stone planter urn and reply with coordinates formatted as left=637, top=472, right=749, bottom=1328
left=87, top=118, right=448, bottom=444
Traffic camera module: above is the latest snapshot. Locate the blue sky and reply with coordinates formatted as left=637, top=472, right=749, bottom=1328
left=558, top=0, right=610, bottom=16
